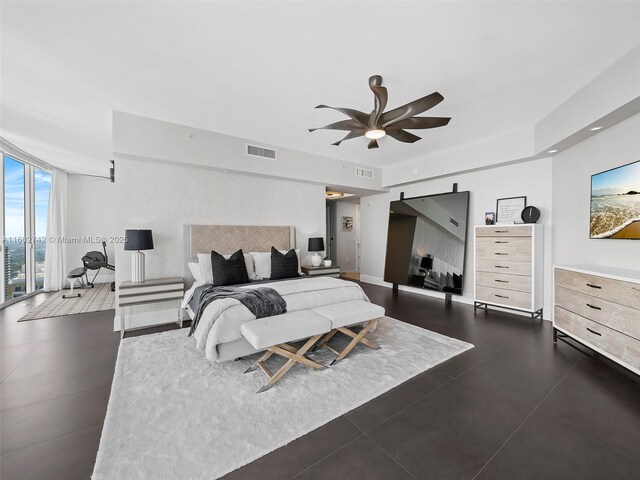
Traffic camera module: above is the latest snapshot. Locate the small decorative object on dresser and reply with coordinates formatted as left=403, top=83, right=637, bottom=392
left=496, top=196, right=526, bottom=224
left=118, top=277, right=184, bottom=338
left=521, top=205, right=540, bottom=224
left=474, top=224, right=544, bottom=323
left=553, top=265, right=640, bottom=377
left=323, top=257, right=332, bottom=267
left=485, top=211, right=495, bottom=225
left=308, top=237, right=324, bottom=267
left=301, top=265, right=340, bottom=277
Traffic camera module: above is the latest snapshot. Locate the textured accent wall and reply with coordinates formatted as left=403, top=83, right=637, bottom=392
left=112, top=158, right=325, bottom=328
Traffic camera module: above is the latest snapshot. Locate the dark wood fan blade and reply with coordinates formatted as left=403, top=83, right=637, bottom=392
left=386, top=129, right=422, bottom=143
left=315, top=105, right=369, bottom=127
left=381, top=92, right=444, bottom=127
left=367, top=139, right=379, bottom=149
left=369, top=86, right=388, bottom=128
left=386, top=116, right=451, bottom=130
left=309, top=119, right=366, bottom=132
left=332, top=130, right=366, bottom=146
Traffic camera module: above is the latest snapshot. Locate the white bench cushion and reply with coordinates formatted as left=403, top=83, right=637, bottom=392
left=312, top=300, right=385, bottom=329
left=241, top=310, right=332, bottom=350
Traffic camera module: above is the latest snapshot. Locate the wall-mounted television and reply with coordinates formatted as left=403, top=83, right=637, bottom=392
left=384, top=191, right=470, bottom=294
left=590, top=159, right=640, bottom=239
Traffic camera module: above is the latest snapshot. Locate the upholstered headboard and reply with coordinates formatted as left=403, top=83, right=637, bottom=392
left=188, top=225, right=295, bottom=259
left=183, top=224, right=296, bottom=285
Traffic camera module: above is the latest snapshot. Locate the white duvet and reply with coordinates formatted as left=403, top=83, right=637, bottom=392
left=183, top=277, right=370, bottom=361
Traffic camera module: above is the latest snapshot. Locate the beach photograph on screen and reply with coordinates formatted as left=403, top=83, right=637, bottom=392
left=590, top=159, right=640, bottom=239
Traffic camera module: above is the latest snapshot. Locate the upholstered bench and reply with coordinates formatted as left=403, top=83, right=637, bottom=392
left=241, top=310, right=332, bottom=393
left=312, top=300, right=385, bottom=365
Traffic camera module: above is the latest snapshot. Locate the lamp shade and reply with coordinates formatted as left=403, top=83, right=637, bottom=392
left=124, top=229, right=154, bottom=251
left=420, top=256, right=433, bottom=270
left=308, top=237, right=324, bottom=252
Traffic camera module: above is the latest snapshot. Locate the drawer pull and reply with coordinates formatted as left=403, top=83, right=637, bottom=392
left=586, top=283, right=602, bottom=289
left=495, top=265, right=510, bottom=269
left=586, top=327, right=602, bottom=336
left=495, top=294, right=509, bottom=299
left=495, top=230, right=509, bottom=233
left=586, top=303, right=602, bottom=311
left=494, top=253, right=509, bottom=256
left=494, top=241, right=509, bottom=244
left=495, top=280, right=509, bottom=283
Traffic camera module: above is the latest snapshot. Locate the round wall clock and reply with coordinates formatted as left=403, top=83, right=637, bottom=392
left=521, top=206, right=540, bottom=223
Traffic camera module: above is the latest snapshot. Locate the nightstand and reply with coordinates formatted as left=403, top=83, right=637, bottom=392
left=301, top=265, right=341, bottom=277
left=118, top=277, right=184, bottom=338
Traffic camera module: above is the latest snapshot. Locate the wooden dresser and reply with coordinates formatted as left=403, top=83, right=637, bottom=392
left=474, top=224, right=544, bottom=322
left=554, top=265, right=640, bottom=376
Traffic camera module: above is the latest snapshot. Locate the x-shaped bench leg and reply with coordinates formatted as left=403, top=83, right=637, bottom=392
left=326, top=318, right=381, bottom=366
left=249, top=333, right=326, bottom=393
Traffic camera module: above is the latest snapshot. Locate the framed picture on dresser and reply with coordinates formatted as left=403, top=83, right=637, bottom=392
left=496, top=196, right=526, bottom=224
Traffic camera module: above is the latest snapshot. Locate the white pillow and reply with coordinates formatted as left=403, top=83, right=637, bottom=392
left=197, top=252, right=256, bottom=284
left=251, top=252, right=271, bottom=279
left=187, top=261, right=202, bottom=282
left=251, top=249, right=301, bottom=279
left=197, top=253, right=214, bottom=284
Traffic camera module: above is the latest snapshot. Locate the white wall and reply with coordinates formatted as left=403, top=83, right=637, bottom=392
left=552, top=112, right=640, bottom=269
left=113, top=111, right=385, bottom=195
left=334, top=201, right=358, bottom=272
left=360, top=157, right=554, bottom=316
left=113, top=158, right=326, bottom=329
left=66, top=175, right=118, bottom=284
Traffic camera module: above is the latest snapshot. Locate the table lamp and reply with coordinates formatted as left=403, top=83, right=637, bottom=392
left=124, top=229, right=154, bottom=283
left=308, top=237, right=325, bottom=267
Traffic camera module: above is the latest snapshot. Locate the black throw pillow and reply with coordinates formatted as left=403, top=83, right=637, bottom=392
left=452, top=273, right=463, bottom=289
left=211, top=249, right=250, bottom=286
left=270, top=247, right=299, bottom=280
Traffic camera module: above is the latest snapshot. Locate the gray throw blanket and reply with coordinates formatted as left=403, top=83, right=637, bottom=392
left=188, top=285, right=287, bottom=336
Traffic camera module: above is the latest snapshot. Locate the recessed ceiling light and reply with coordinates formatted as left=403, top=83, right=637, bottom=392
left=548, top=149, right=558, bottom=153
left=589, top=126, right=603, bottom=131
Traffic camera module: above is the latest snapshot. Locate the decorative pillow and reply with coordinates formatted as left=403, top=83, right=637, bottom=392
left=211, top=249, right=250, bottom=286
left=251, top=249, right=301, bottom=279
left=251, top=252, right=272, bottom=279
left=452, top=273, right=463, bottom=289
left=198, top=253, right=215, bottom=284
left=198, top=252, right=255, bottom=283
left=188, top=262, right=202, bottom=283
left=270, top=247, right=299, bottom=280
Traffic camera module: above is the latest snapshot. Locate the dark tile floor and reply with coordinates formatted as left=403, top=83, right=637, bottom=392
left=1, top=283, right=639, bottom=479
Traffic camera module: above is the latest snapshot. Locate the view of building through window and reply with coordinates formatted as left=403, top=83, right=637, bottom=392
left=2, top=155, right=51, bottom=301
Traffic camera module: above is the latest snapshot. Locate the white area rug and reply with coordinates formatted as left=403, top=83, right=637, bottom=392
left=93, top=317, right=473, bottom=479
left=19, top=282, right=115, bottom=321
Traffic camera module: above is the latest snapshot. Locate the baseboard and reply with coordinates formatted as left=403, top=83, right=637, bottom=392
left=359, top=274, right=551, bottom=321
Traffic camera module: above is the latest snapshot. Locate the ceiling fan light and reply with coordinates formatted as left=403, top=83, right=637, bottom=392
left=365, top=129, right=386, bottom=140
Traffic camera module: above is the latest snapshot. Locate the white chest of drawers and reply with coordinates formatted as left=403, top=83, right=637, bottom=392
left=473, top=224, right=544, bottom=322
left=553, top=265, right=640, bottom=376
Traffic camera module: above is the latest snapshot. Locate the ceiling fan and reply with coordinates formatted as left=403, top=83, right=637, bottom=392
left=309, top=75, right=450, bottom=149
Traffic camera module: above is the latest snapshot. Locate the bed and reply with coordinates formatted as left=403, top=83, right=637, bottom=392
left=182, top=225, right=371, bottom=362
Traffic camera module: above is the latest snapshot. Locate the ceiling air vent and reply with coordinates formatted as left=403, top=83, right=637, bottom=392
left=246, top=144, right=277, bottom=160
left=355, top=167, right=374, bottom=179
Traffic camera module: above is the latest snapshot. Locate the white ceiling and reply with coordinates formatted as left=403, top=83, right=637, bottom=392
left=1, top=1, right=639, bottom=176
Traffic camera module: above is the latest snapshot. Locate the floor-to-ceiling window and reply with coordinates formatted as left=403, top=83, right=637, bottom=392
left=3, top=156, right=26, bottom=301
left=1, top=154, right=51, bottom=303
